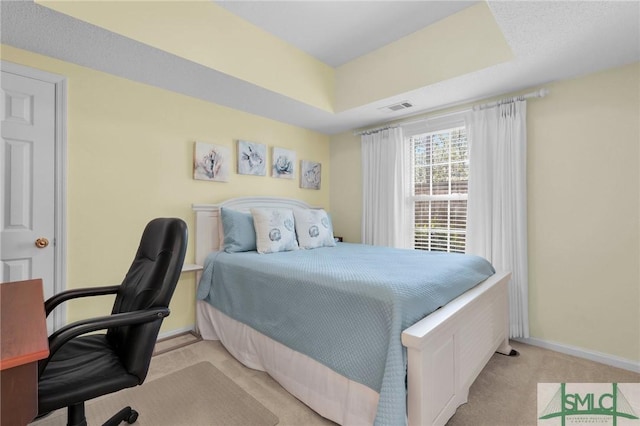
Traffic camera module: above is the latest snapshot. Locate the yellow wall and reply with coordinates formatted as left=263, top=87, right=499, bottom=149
left=1, top=45, right=330, bottom=334
left=329, top=131, right=362, bottom=244
left=37, top=1, right=510, bottom=115
left=334, top=2, right=512, bottom=112
left=527, top=63, right=639, bottom=362
left=330, top=62, right=640, bottom=362
left=38, top=0, right=335, bottom=112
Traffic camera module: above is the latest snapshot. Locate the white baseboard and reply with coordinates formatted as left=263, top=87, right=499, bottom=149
left=514, top=337, right=640, bottom=374
left=158, top=325, right=195, bottom=341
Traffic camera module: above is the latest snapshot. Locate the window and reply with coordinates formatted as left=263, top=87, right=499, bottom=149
left=409, top=124, right=468, bottom=253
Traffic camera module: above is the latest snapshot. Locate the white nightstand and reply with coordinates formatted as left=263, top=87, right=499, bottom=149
left=153, top=263, right=205, bottom=355
left=181, top=263, right=203, bottom=273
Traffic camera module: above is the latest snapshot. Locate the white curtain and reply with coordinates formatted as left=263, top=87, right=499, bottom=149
left=466, top=100, right=529, bottom=338
left=361, top=127, right=410, bottom=248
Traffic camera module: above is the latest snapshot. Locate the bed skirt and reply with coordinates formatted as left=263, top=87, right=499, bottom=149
left=197, top=300, right=379, bottom=425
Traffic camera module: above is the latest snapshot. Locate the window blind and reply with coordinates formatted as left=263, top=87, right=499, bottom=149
left=410, top=126, right=468, bottom=253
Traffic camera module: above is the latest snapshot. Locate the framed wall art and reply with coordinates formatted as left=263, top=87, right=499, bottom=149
left=237, top=140, right=266, bottom=176
left=193, top=141, right=230, bottom=182
left=272, top=147, right=295, bottom=179
left=300, top=160, right=321, bottom=190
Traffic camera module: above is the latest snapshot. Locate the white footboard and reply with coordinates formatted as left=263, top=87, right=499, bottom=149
left=401, top=271, right=512, bottom=426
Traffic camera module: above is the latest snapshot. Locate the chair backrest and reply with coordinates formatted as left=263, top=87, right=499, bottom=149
left=107, top=218, right=188, bottom=381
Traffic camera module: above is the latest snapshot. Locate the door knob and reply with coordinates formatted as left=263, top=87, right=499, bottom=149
left=35, top=237, right=49, bottom=248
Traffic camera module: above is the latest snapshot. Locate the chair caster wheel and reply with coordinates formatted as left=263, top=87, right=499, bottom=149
left=126, top=410, right=138, bottom=424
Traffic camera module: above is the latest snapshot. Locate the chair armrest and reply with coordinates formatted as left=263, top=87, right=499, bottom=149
left=44, top=285, right=120, bottom=317
left=39, top=307, right=170, bottom=376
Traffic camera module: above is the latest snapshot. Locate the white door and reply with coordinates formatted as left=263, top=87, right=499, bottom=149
left=1, top=70, right=56, bottom=302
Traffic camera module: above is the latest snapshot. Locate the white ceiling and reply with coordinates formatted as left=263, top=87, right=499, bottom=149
left=2, top=1, right=639, bottom=135
left=214, top=1, right=478, bottom=67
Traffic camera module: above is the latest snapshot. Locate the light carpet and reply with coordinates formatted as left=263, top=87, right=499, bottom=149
left=32, top=339, right=639, bottom=426
left=33, top=361, right=279, bottom=426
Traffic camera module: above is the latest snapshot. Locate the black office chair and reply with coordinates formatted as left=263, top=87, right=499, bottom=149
left=37, top=218, right=188, bottom=426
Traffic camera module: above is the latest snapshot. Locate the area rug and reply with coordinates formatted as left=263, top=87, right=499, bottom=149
left=34, top=361, right=279, bottom=426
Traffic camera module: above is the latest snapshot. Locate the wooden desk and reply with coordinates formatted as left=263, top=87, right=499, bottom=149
left=0, top=279, right=49, bottom=426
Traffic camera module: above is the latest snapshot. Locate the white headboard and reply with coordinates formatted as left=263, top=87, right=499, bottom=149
left=192, top=196, right=317, bottom=266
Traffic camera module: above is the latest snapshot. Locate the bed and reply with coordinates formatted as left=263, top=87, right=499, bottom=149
left=192, top=197, right=513, bottom=426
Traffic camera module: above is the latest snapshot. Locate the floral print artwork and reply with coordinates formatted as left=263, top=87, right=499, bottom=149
left=194, top=141, right=230, bottom=182
left=238, top=140, right=266, bottom=176
left=272, top=147, right=295, bottom=179
left=300, top=160, right=321, bottom=189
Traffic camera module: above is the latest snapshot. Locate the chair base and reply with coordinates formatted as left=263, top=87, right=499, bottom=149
left=67, top=403, right=87, bottom=426
left=66, top=403, right=138, bottom=426
left=103, top=406, right=138, bottom=426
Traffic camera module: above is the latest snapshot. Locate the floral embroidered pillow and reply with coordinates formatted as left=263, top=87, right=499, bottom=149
left=293, top=209, right=336, bottom=249
left=251, top=208, right=299, bottom=254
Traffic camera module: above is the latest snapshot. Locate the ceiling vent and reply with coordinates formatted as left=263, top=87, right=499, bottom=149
left=379, top=101, right=413, bottom=113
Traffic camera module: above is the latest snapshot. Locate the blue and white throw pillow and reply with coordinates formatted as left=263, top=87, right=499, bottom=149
left=293, top=208, right=336, bottom=249
left=251, top=208, right=299, bottom=254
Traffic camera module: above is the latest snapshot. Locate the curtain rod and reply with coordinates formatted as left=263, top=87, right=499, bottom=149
left=473, top=88, right=549, bottom=111
left=354, top=88, right=549, bottom=136
left=355, top=124, right=399, bottom=136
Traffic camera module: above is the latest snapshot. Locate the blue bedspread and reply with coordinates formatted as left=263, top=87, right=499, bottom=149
left=197, top=243, right=494, bottom=425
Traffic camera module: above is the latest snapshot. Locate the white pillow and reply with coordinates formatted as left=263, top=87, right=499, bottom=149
left=293, top=208, right=336, bottom=249
left=251, top=208, right=299, bottom=254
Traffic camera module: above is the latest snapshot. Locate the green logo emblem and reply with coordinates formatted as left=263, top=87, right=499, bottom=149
left=539, top=383, right=639, bottom=426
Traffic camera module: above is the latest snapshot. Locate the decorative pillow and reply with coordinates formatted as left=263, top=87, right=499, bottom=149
left=251, top=208, right=299, bottom=254
left=221, top=208, right=257, bottom=253
left=293, top=208, right=336, bottom=249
